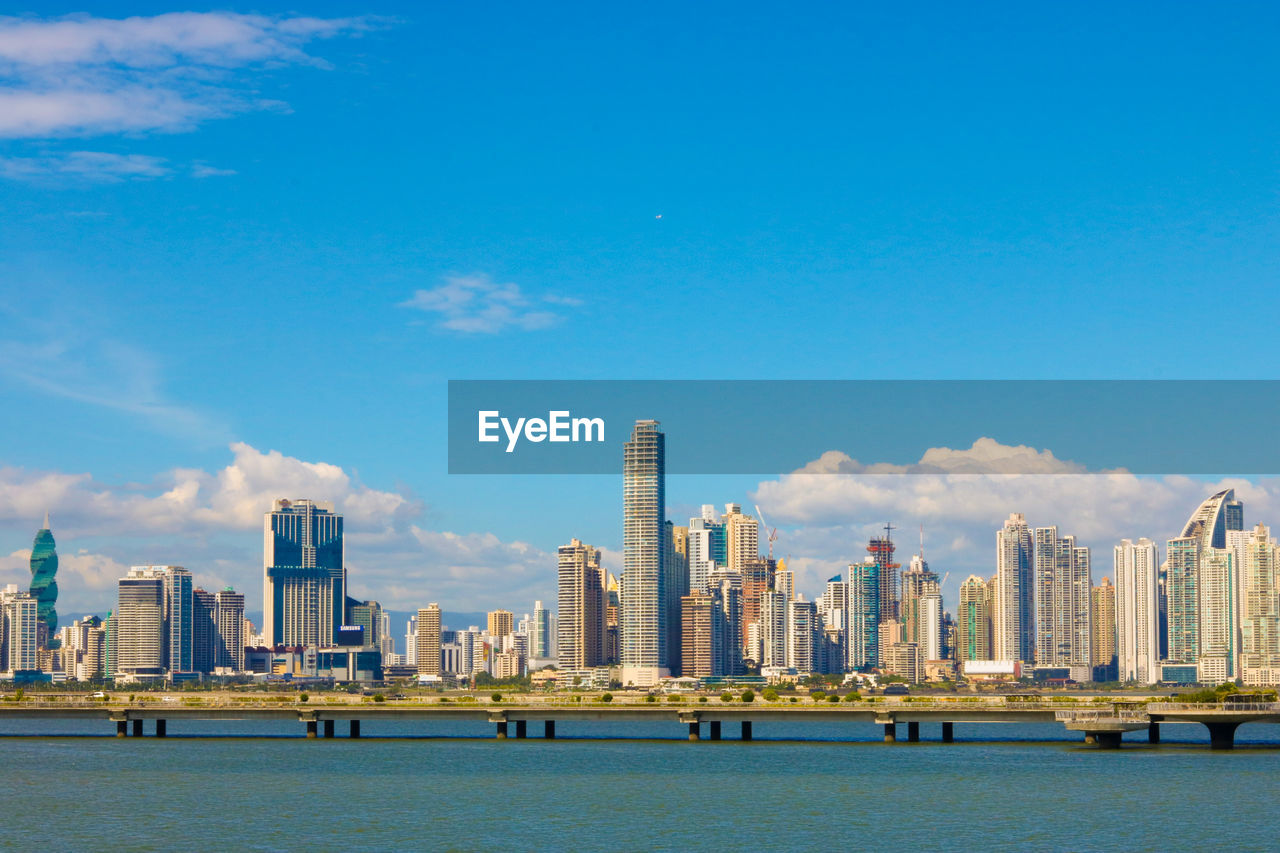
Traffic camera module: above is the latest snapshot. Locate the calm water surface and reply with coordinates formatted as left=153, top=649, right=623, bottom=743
left=3, top=718, right=1278, bottom=851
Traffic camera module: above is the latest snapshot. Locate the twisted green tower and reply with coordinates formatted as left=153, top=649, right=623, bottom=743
left=29, top=512, right=58, bottom=645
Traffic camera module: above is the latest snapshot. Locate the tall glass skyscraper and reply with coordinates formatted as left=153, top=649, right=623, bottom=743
left=263, top=499, right=345, bottom=647
left=621, top=419, right=666, bottom=683
left=29, top=512, right=58, bottom=647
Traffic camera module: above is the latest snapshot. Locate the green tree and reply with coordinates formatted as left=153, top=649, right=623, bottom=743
left=741, top=690, right=755, bottom=703
left=298, top=693, right=308, bottom=703
left=600, top=693, right=613, bottom=703
left=827, top=692, right=841, bottom=703
left=762, top=689, right=779, bottom=702
left=720, top=692, right=733, bottom=702
left=811, top=690, right=826, bottom=701
left=491, top=692, right=503, bottom=702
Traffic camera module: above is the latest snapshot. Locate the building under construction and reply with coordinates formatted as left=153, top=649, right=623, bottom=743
left=867, top=529, right=901, bottom=623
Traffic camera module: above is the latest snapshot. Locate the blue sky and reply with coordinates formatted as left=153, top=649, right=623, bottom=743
left=2, top=3, right=1280, bottom=620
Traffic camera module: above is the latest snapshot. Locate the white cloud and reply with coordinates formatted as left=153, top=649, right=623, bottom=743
left=0, top=444, right=553, bottom=614
left=0, top=150, right=170, bottom=182
left=401, top=274, right=578, bottom=334
left=0, top=12, right=377, bottom=180
left=0, top=331, right=230, bottom=444
left=752, top=438, right=1278, bottom=603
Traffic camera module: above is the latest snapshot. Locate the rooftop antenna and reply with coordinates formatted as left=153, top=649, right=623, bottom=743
left=919, top=523, right=924, bottom=560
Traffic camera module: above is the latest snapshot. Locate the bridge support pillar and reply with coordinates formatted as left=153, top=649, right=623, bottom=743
left=323, top=720, right=335, bottom=739
left=688, top=722, right=700, bottom=741
left=495, top=721, right=508, bottom=740
left=1095, top=732, right=1122, bottom=749
left=710, top=721, right=721, bottom=741
left=1148, top=722, right=1160, bottom=744
left=516, top=720, right=527, bottom=739
left=350, top=720, right=361, bottom=738
left=132, top=719, right=143, bottom=738
left=941, top=722, right=954, bottom=743
left=741, top=721, right=753, bottom=741
left=116, top=720, right=127, bottom=738
left=883, top=723, right=896, bottom=743
left=1207, top=722, right=1239, bottom=750
left=544, top=720, right=555, bottom=739
left=306, top=720, right=318, bottom=739
left=907, top=722, right=920, bottom=742
left=155, top=719, right=166, bottom=738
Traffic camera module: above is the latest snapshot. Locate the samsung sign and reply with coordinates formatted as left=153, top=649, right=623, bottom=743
left=335, top=625, right=365, bottom=647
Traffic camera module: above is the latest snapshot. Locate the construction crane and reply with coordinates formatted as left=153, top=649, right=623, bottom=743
left=754, top=504, right=778, bottom=560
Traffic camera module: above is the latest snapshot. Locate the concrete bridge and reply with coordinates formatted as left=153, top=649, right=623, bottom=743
left=0, top=699, right=1274, bottom=748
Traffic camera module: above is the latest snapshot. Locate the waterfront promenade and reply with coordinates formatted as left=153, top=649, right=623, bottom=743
left=2, top=694, right=1277, bottom=748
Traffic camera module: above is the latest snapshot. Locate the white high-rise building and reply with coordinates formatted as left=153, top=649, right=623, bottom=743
left=1198, top=548, right=1236, bottom=682
left=0, top=585, right=38, bottom=673
left=787, top=597, right=816, bottom=673
left=1239, top=523, right=1280, bottom=683
left=758, top=590, right=787, bottom=668
left=1114, top=538, right=1159, bottom=684
left=1033, top=527, right=1091, bottom=672
left=687, top=517, right=718, bottom=594
left=995, top=513, right=1035, bottom=663
left=621, top=420, right=667, bottom=685
left=917, top=592, right=943, bottom=662
left=404, top=615, right=417, bottom=667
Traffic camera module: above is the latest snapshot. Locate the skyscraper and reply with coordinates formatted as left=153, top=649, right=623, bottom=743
left=530, top=600, right=552, bottom=660
left=687, top=511, right=721, bottom=593
left=956, top=575, right=993, bottom=662
left=214, top=587, right=246, bottom=672
left=621, top=419, right=666, bottom=683
left=263, top=499, right=345, bottom=647
left=1239, top=523, right=1280, bottom=683
left=1033, top=526, right=1091, bottom=672
left=0, top=585, right=38, bottom=673
left=665, top=520, right=689, bottom=676
left=1090, top=577, right=1117, bottom=680
left=557, top=539, right=606, bottom=670
left=901, top=552, right=941, bottom=650
left=193, top=588, right=218, bottom=673
left=995, top=512, right=1035, bottom=662
left=681, top=590, right=719, bottom=677
left=867, top=531, right=900, bottom=623
left=1114, top=538, right=1159, bottom=684
left=1198, top=547, right=1236, bottom=682
left=487, top=610, right=514, bottom=641
left=416, top=604, right=442, bottom=677
left=723, top=504, right=759, bottom=576
left=28, top=513, right=58, bottom=648
left=1166, top=536, right=1200, bottom=664
left=116, top=567, right=166, bottom=680
left=847, top=559, right=880, bottom=669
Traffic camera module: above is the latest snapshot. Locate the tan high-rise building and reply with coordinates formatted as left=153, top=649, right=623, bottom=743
left=723, top=504, right=759, bottom=575
left=1090, top=577, right=1117, bottom=678
left=557, top=538, right=606, bottom=670
left=487, top=609, right=514, bottom=641
left=416, top=604, right=441, bottom=676
left=681, top=591, right=717, bottom=677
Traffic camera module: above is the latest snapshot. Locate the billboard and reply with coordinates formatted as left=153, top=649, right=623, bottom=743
left=335, top=625, right=365, bottom=647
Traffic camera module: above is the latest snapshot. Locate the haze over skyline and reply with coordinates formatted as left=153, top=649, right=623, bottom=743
left=4, top=4, right=1280, bottom=613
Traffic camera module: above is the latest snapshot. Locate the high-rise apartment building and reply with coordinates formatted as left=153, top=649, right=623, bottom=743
left=901, top=552, right=941, bottom=650
left=867, top=533, right=900, bottom=623
left=0, top=585, right=38, bottom=673
left=1198, top=547, right=1236, bottom=682
left=956, top=575, right=993, bottom=663
left=1090, top=577, right=1117, bottom=680
left=214, top=587, right=245, bottom=671
left=621, top=419, right=666, bottom=684
left=530, top=600, right=552, bottom=660
left=487, top=610, right=514, bottom=641
left=1239, top=523, right=1280, bottom=683
left=557, top=539, right=606, bottom=670
left=757, top=589, right=787, bottom=668
left=1114, top=538, right=1159, bottom=684
left=416, top=604, right=442, bottom=676
left=847, top=559, right=880, bottom=669
left=116, top=567, right=166, bottom=680
left=723, top=504, right=759, bottom=576
left=995, top=513, right=1035, bottom=662
left=787, top=597, right=817, bottom=673
left=665, top=520, right=689, bottom=677
left=687, top=512, right=720, bottom=593
left=263, top=499, right=345, bottom=647
left=681, top=591, right=719, bottom=678
left=1033, top=527, right=1091, bottom=672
